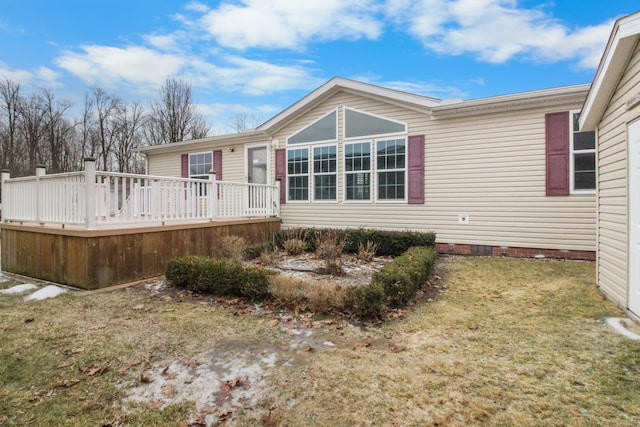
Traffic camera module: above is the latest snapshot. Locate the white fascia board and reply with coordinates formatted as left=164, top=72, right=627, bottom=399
left=136, top=130, right=268, bottom=155
left=431, top=84, right=591, bottom=119
left=580, top=12, right=640, bottom=131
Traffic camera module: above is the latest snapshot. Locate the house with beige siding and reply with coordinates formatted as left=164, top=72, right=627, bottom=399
left=139, top=77, right=597, bottom=259
left=580, top=11, right=640, bottom=318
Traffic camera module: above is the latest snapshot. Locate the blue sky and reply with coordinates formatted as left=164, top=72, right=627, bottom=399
left=1, top=1, right=639, bottom=134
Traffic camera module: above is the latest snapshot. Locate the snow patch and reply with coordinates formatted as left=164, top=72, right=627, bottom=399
left=25, top=285, right=68, bottom=301
left=0, top=283, right=39, bottom=294
left=122, top=348, right=278, bottom=424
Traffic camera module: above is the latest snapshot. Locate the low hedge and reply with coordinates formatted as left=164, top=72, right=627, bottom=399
left=346, top=246, right=438, bottom=316
left=274, top=228, right=436, bottom=257
left=165, top=256, right=271, bottom=300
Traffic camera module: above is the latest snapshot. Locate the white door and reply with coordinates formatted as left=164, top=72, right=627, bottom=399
left=246, top=144, right=270, bottom=215
left=628, top=119, right=640, bottom=315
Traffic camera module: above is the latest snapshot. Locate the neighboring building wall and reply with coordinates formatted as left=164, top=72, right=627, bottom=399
left=272, top=89, right=596, bottom=253
left=596, top=43, right=640, bottom=306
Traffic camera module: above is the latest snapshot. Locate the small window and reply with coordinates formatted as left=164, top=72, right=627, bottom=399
left=313, top=145, right=337, bottom=201
left=288, top=110, right=337, bottom=145
left=572, top=113, right=596, bottom=192
left=189, top=152, right=212, bottom=179
left=345, top=142, right=371, bottom=201
left=287, top=148, right=309, bottom=201
left=376, top=138, right=406, bottom=200
left=345, top=108, right=406, bottom=139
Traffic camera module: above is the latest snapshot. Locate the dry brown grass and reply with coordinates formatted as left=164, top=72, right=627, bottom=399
left=268, top=275, right=347, bottom=314
left=356, top=240, right=378, bottom=262
left=212, top=234, right=247, bottom=261
left=1, top=257, right=639, bottom=426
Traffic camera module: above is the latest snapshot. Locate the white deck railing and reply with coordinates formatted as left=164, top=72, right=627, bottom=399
left=1, top=159, right=280, bottom=229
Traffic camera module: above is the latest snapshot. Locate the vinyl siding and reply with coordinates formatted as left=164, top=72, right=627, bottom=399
left=596, top=42, right=640, bottom=307
left=274, top=89, right=595, bottom=251
left=147, top=143, right=249, bottom=182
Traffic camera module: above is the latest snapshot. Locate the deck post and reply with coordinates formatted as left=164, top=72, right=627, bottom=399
left=1, top=169, right=10, bottom=220
left=35, top=165, right=46, bottom=225
left=274, top=180, right=281, bottom=216
left=84, top=158, right=97, bottom=230
left=208, top=170, right=217, bottom=220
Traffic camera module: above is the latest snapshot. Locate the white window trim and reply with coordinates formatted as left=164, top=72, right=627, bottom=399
left=312, top=144, right=339, bottom=203
left=285, top=147, right=310, bottom=203
left=343, top=140, right=373, bottom=203
left=343, top=106, right=408, bottom=141
left=286, top=108, right=338, bottom=146
left=244, top=141, right=271, bottom=184
left=188, top=151, right=213, bottom=179
left=570, top=110, right=596, bottom=195
left=374, top=137, right=408, bottom=203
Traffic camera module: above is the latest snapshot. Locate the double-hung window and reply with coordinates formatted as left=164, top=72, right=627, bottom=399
left=571, top=112, right=596, bottom=192
left=287, top=148, right=309, bottom=201
left=345, top=142, right=371, bottom=201
left=313, top=146, right=337, bottom=201
left=376, top=138, right=406, bottom=200
left=189, top=152, right=213, bottom=180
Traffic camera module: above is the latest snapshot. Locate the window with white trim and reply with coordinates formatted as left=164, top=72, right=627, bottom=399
left=189, top=152, right=213, bottom=179
left=571, top=112, right=596, bottom=192
left=376, top=138, right=406, bottom=200
left=287, top=148, right=309, bottom=201
left=345, top=142, right=371, bottom=201
left=313, top=145, right=337, bottom=201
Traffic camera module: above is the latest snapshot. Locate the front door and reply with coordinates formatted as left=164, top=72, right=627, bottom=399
left=628, top=119, right=640, bottom=315
left=246, top=145, right=269, bottom=215
left=247, top=146, right=268, bottom=184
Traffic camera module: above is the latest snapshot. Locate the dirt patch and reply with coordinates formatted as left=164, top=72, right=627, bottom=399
left=254, top=252, right=393, bottom=287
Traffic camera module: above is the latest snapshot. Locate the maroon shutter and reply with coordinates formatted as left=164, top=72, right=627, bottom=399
left=181, top=154, right=189, bottom=178
left=545, top=112, right=570, bottom=196
left=213, top=150, right=222, bottom=180
left=407, top=135, right=425, bottom=204
left=275, top=148, right=286, bottom=204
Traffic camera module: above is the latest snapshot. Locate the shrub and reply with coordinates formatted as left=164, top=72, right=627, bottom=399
left=315, top=230, right=346, bottom=275
left=371, top=246, right=437, bottom=307
left=165, top=256, right=209, bottom=289
left=275, top=227, right=436, bottom=257
left=212, top=234, right=247, bottom=261
left=279, top=228, right=308, bottom=255
left=345, top=283, right=386, bottom=318
left=165, top=256, right=271, bottom=300
left=356, top=241, right=378, bottom=262
left=244, top=240, right=276, bottom=260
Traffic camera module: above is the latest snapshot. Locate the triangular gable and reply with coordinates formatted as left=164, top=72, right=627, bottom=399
left=580, top=11, right=640, bottom=131
left=258, top=77, right=441, bottom=136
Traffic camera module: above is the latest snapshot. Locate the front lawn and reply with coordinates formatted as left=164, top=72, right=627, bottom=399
left=1, top=256, right=639, bottom=426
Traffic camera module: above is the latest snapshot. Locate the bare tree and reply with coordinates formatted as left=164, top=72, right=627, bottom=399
left=114, top=101, right=145, bottom=173
left=40, top=88, right=73, bottom=173
left=228, top=112, right=264, bottom=133
left=0, top=78, right=23, bottom=173
left=144, top=76, right=209, bottom=145
left=92, top=86, right=122, bottom=171
left=18, top=92, right=46, bottom=172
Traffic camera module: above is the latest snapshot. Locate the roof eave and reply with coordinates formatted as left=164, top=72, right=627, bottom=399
left=136, top=130, right=268, bottom=155
left=580, top=12, right=640, bottom=131
left=431, top=84, right=591, bottom=119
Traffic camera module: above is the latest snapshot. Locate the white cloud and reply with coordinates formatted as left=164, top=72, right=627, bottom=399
left=55, top=45, right=185, bottom=91
left=0, top=63, right=62, bottom=88
left=386, top=0, right=614, bottom=68
left=198, top=0, right=382, bottom=50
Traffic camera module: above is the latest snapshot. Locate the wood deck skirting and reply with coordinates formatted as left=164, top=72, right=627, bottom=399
left=0, top=218, right=281, bottom=290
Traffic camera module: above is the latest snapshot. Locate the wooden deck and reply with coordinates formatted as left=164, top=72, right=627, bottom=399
left=0, top=217, right=280, bottom=290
